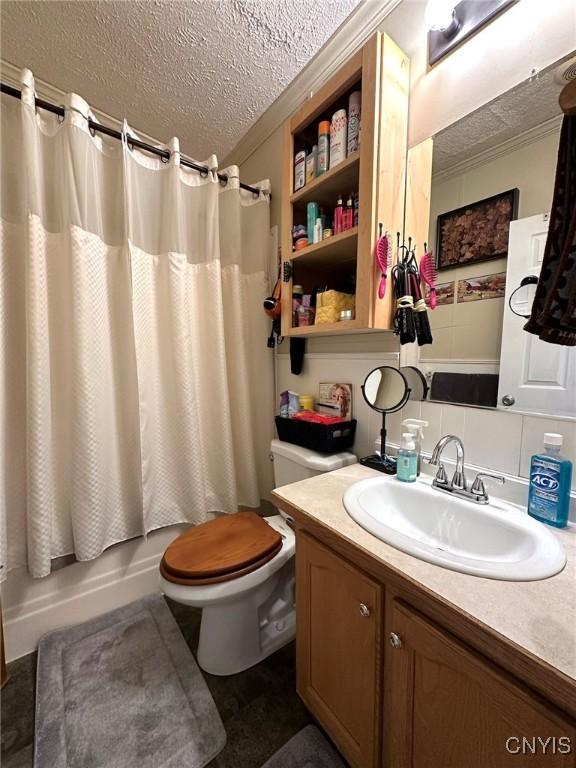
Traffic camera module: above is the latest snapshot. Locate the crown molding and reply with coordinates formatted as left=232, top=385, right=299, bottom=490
left=222, top=0, right=403, bottom=167
left=432, top=114, right=563, bottom=183
left=0, top=59, right=160, bottom=147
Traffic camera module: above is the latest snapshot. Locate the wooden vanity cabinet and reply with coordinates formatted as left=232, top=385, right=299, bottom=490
left=295, top=529, right=576, bottom=768
left=296, top=532, right=383, bottom=768
left=386, top=600, right=576, bottom=768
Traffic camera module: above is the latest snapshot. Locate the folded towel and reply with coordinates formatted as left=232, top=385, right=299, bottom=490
left=525, top=115, right=576, bottom=346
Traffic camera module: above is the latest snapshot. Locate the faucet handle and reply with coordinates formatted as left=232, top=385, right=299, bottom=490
left=433, top=462, right=448, bottom=485
left=451, top=468, right=467, bottom=491
left=471, top=472, right=505, bottom=498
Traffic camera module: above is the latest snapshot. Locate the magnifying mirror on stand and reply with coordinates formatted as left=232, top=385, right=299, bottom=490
left=360, top=366, right=410, bottom=474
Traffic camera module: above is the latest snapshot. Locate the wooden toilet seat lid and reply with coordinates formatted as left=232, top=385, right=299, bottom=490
left=161, top=511, right=283, bottom=581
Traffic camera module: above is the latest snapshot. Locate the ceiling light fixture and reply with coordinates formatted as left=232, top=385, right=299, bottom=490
left=425, top=0, right=459, bottom=34
left=427, top=0, right=518, bottom=67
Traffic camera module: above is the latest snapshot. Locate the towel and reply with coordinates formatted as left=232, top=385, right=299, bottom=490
left=524, top=115, right=576, bottom=346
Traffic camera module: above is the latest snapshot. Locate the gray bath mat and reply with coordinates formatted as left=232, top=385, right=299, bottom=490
left=34, top=594, right=225, bottom=768
left=262, top=725, right=347, bottom=767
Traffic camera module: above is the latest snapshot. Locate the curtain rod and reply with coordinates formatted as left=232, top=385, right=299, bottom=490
left=1, top=82, right=268, bottom=198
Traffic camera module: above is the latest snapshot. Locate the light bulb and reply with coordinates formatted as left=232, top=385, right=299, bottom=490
left=425, top=0, right=457, bottom=31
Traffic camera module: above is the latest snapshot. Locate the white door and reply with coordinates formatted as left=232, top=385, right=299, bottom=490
left=498, top=213, right=576, bottom=417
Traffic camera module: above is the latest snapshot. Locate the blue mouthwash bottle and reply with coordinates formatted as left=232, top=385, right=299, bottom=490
left=397, top=433, right=418, bottom=483
left=527, top=433, right=572, bottom=528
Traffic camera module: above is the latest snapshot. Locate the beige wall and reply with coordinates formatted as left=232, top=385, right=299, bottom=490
left=239, top=124, right=283, bottom=232
left=423, top=126, right=560, bottom=363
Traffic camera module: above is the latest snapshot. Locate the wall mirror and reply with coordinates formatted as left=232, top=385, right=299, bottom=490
left=409, top=53, right=576, bottom=419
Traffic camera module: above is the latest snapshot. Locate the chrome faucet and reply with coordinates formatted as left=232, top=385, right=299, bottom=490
left=429, top=435, right=505, bottom=504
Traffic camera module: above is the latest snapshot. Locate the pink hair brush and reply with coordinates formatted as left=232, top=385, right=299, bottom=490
left=420, top=245, right=437, bottom=309
left=375, top=224, right=392, bottom=299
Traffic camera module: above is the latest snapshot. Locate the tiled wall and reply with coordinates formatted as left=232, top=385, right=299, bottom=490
left=276, top=351, right=576, bottom=493
left=387, top=400, right=576, bottom=491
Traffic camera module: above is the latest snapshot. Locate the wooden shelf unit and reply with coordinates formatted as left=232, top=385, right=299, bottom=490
left=290, top=152, right=360, bottom=208
left=291, top=227, right=358, bottom=266
left=281, top=32, right=410, bottom=337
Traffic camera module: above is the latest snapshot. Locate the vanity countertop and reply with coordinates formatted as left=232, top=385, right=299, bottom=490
left=272, top=464, right=576, bottom=684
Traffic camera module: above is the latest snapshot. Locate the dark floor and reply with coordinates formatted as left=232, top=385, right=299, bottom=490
left=1, top=597, right=314, bottom=768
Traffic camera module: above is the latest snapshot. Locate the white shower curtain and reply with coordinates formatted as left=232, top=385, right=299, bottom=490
left=0, top=71, right=274, bottom=578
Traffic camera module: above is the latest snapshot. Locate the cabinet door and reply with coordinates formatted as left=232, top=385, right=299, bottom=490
left=297, top=532, right=382, bottom=768
left=385, top=600, right=576, bottom=768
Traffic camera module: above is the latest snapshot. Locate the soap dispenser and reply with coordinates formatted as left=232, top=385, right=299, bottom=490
left=401, top=419, right=428, bottom=476
left=397, top=433, right=418, bottom=483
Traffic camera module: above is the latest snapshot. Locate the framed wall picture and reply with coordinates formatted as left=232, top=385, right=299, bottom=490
left=436, top=188, right=519, bottom=271
left=456, top=272, right=507, bottom=303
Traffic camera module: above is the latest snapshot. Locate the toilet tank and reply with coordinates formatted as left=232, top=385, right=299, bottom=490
left=271, top=439, right=357, bottom=488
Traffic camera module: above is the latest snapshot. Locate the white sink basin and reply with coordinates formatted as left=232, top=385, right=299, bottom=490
left=343, top=476, right=566, bottom=580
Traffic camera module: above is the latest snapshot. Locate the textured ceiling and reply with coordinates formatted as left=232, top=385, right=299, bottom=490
left=0, top=0, right=360, bottom=159
left=433, top=56, right=573, bottom=173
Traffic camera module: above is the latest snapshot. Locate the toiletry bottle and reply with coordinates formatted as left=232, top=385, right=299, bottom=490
left=353, top=192, right=359, bottom=228
left=299, top=394, right=315, bottom=411
left=343, top=195, right=354, bottom=230
left=334, top=195, right=343, bottom=234
left=313, top=218, right=323, bottom=244
left=401, top=419, right=428, bottom=476
left=347, top=91, right=361, bottom=155
left=317, top=121, right=331, bottom=176
left=294, top=150, right=306, bottom=191
left=307, top=201, right=319, bottom=243
left=292, top=284, right=303, bottom=327
left=306, top=149, right=315, bottom=184
left=397, top=433, right=418, bottom=483
left=297, top=295, right=314, bottom=326
left=528, top=433, right=572, bottom=528
left=341, top=197, right=349, bottom=231
left=329, top=109, right=347, bottom=169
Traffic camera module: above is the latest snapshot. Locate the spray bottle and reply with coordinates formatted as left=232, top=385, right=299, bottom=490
left=401, top=419, right=428, bottom=476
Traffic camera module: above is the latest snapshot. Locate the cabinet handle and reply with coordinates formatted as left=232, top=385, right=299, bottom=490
left=389, top=632, right=402, bottom=649
left=359, top=603, right=371, bottom=618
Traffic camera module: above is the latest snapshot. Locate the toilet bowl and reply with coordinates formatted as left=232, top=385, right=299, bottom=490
left=159, top=440, right=356, bottom=675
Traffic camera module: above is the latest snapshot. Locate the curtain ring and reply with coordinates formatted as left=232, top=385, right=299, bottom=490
left=199, top=166, right=209, bottom=179
left=57, top=106, right=65, bottom=124
left=219, top=174, right=228, bottom=187
left=89, top=121, right=96, bottom=138
left=161, top=150, right=170, bottom=164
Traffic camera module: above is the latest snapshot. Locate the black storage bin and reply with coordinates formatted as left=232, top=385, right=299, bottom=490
left=275, top=416, right=357, bottom=454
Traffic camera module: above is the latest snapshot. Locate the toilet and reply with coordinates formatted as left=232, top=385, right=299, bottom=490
left=159, top=439, right=357, bottom=675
